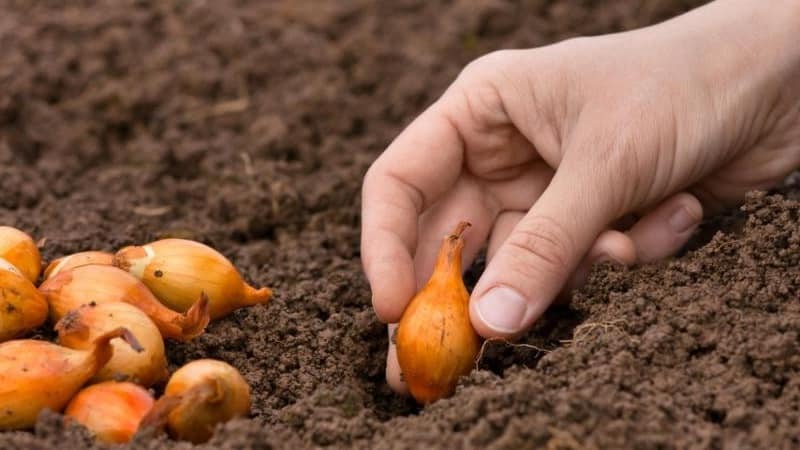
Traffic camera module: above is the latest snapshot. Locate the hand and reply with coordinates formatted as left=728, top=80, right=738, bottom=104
left=361, top=0, right=800, bottom=393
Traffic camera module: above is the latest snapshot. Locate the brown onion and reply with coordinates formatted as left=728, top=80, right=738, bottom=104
left=0, top=226, right=41, bottom=283
left=65, top=381, right=155, bottom=443
left=141, top=359, right=250, bottom=443
left=0, top=265, right=48, bottom=342
left=0, top=327, right=141, bottom=430
left=56, top=302, right=168, bottom=387
left=44, top=251, right=114, bottom=280
left=115, top=239, right=271, bottom=320
left=39, top=265, right=209, bottom=341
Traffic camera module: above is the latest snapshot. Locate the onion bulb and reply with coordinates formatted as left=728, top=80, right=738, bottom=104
left=64, top=381, right=154, bottom=444
left=0, top=265, right=48, bottom=342
left=44, top=251, right=114, bottom=280
left=0, top=226, right=41, bottom=283
left=114, top=239, right=271, bottom=320
left=0, top=257, right=24, bottom=278
left=396, top=222, right=480, bottom=404
left=39, top=265, right=209, bottom=342
left=141, top=359, right=250, bottom=443
left=56, top=302, right=168, bottom=387
left=0, top=327, right=142, bottom=430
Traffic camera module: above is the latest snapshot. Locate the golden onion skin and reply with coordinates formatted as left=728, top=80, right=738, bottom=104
left=65, top=381, right=155, bottom=444
left=57, top=302, right=168, bottom=387
left=39, top=265, right=209, bottom=342
left=0, top=226, right=41, bottom=283
left=142, top=359, right=250, bottom=444
left=0, top=327, right=141, bottom=430
left=44, top=251, right=114, bottom=280
left=396, top=222, right=480, bottom=404
left=115, top=239, right=271, bottom=320
left=0, top=268, right=48, bottom=342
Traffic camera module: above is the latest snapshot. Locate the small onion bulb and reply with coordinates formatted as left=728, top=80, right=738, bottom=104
left=141, top=359, right=250, bottom=443
left=114, top=239, right=271, bottom=320
left=44, top=251, right=114, bottom=280
left=0, top=226, right=41, bottom=283
left=56, top=302, right=168, bottom=387
left=64, top=381, right=155, bottom=444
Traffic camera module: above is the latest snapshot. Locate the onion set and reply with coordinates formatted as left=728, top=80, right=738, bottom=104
left=142, top=359, right=250, bottom=443
left=114, top=239, right=271, bottom=320
left=44, top=251, right=114, bottom=280
left=0, top=226, right=41, bottom=283
left=39, top=265, right=209, bottom=341
left=396, top=222, right=480, bottom=404
left=56, top=302, right=168, bottom=387
left=0, top=327, right=142, bottom=430
left=0, top=265, right=48, bottom=342
left=64, top=381, right=155, bottom=444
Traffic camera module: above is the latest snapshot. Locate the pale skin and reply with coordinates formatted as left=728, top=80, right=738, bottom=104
left=361, top=0, right=800, bottom=393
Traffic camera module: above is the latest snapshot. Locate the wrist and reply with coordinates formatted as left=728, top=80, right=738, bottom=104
left=670, top=0, right=800, bottom=80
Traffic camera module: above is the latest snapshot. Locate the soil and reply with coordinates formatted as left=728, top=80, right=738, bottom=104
left=0, top=0, right=798, bottom=449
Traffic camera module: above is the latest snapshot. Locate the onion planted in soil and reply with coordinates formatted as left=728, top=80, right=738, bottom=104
left=114, top=239, right=271, bottom=320
left=56, top=302, right=168, bottom=387
left=0, top=327, right=142, bottom=430
left=0, top=265, right=48, bottom=342
left=44, top=251, right=114, bottom=280
left=39, top=265, right=210, bottom=342
left=0, top=226, right=41, bottom=283
left=65, top=381, right=155, bottom=444
left=142, top=359, right=251, bottom=444
left=396, top=222, right=481, bottom=404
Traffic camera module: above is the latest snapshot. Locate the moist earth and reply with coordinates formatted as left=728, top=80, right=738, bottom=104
left=2, top=1, right=798, bottom=449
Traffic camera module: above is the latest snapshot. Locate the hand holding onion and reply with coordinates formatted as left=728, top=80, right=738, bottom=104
left=396, top=222, right=480, bottom=404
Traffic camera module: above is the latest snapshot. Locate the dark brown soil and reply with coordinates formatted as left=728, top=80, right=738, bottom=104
left=2, top=1, right=798, bottom=449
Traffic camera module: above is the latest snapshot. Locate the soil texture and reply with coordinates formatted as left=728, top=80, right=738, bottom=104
left=2, top=1, right=798, bottom=449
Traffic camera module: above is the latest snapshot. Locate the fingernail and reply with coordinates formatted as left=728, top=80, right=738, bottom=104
left=475, top=286, right=530, bottom=334
left=593, top=252, right=624, bottom=265
left=669, top=206, right=698, bottom=233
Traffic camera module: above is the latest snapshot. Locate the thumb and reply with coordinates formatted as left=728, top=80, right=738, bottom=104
left=470, top=164, right=615, bottom=339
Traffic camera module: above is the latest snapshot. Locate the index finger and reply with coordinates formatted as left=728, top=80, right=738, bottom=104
left=361, top=98, right=465, bottom=322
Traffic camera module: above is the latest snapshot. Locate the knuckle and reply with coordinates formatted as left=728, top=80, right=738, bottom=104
left=457, top=50, right=523, bottom=91
left=362, top=163, right=381, bottom=195
left=460, top=50, right=513, bottom=79
left=504, top=216, right=574, bottom=277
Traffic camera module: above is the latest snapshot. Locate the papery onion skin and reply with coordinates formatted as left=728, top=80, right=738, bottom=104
left=0, top=226, right=41, bottom=283
left=44, top=251, right=114, bottom=280
left=114, top=239, right=271, bottom=320
left=56, top=302, right=168, bottom=387
left=0, top=327, right=142, bottom=430
left=396, top=222, right=480, bottom=405
left=39, top=265, right=209, bottom=342
left=65, top=381, right=154, bottom=444
left=0, top=268, right=48, bottom=342
left=141, top=359, right=250, bottom=444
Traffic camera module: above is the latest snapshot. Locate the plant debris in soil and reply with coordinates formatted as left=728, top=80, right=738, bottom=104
left=2, top=1, right=798, bottom=449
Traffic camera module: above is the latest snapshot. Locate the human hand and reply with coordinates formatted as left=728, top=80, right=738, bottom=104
left=361, top=0, right=800, bottom=393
